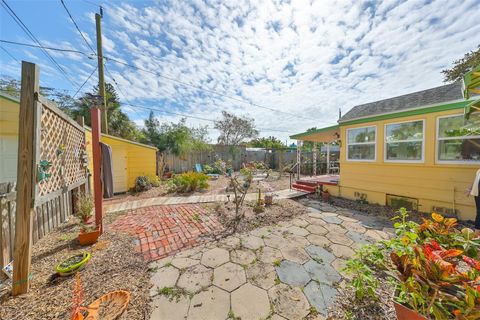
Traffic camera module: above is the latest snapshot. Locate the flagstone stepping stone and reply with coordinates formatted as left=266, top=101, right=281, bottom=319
left=177, top=264, right=212, bottom=293
left=342, top=221, right=367, bottom=233
left=307, top=234, right=331, bottom=247
left=287, top=225, right=310, bottom=237
left=280, top=245, right=310, bottom=264
left=270, top=315, right=287, bottom=320
left=249, top=226, right=272, bottom=238
left=303, top=281, right=338, bottom=316
left=326, top=231, right=354, bottom=246
left=230, top=249, right=256, bottom=265
left=263, top=234, right=289, bottom=249
left=330, top=244, right=356, bottom=259
left=292, top=218, right=310, bottom=227
left=149, top=266, right=180, bottom=296
left=246, top=261, right=276, bottom=290
left=231, top=283, right=270, bottom=320
left=305, top=245, right=335, bottom=264
left=324, top=224, right=347, bottom=234
left=304, top=260, right=341, bottom=285
left=346, top=230, right=372, bottom=245
left=321, top=215, right=343, bottom=224
left=219, top=235, right=241, bottom=248
left=306, top=224, right=328, bottom=235
left=171, top=257, right=199, bottom=269
left=150, top=295, right=189, bottom=320
left=321, top=212, right=338, bottom=217
left=188, top=286, right=230, bottom=320
left=241, top=235, right=264, bottom=250
left=268, top=283, right=310, bottom=319
left=308, top=211, right=323, bottom=219
left=285, top=234, right=310, bottom=247
left=201, top=248, right=229, bottom=268
left=257, top=246, right=283, bottom=264
left=213, top=262, right=246, bottom=292
left=275, top=260, right=310, bottom=286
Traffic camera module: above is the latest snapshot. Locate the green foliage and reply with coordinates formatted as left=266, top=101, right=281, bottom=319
left=240, top=168, right=253, bottom=182
left=142, top=112, right=211, bottom=156
left=204, top=159, right=226, bottom=175
left=75, top=192, right=94, bottom=221
left=248, top=136, right=285, bottom=149
left=148, top=175, right=161, bottom=187
left=344, top=257, right=379, bottom=300
left=215, top=111, right=259, bottom=146
left=167, top=172, right=209, bottom=193
left=442, top=45, right=480, bottom=83
left=135, top=176, right=152, bottom=192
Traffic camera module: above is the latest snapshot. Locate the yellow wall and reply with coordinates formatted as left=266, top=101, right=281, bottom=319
left=85, top=129, right=158, bottom=193
left=339, top=108, right=478, bottom=220
left=0, top=95, right=20, bottom=182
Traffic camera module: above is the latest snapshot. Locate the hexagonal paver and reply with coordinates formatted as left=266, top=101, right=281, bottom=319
left=346, top=230, right=373, bottom=246
left=171, top=257, right=199, bottom=269
left=330, top=244, right=356, bottom=259
left=331, top=258, right=349, bottom=277
left=249, top=226, right=272, bottom=238
left=292, top=218, right=310, bottom=228
left=270, top=315, right=287, bottom=320
left=268, top=283, right=310, bottom=319
left=232, top=283, right=270, bottom=319
left=280, top=245, right=310, bottom=264
left=257, top=246, right=283, bottom=264
left=286, top=235, right=310, bottom=247
left=241, top=235, right=264, bottom=250
left=338, top=215, right=358, bottom=223
left=304, top=260, right=341, bottom=285
left=231, top=249, right=256, bottom=265
left=324, top=224, right=347, bottom=234
left=177, top=264, right=212, bottom=293
left=287, top=225, right=310, bottom=237
left=342, top=221, right=367, bottom=233
left=308, top=217, right=327, bottom=226
left=219, top=235, right=241, bottom=248
left=150, top=266, right=180, bottom=296
left=305, top=245, right=335, bottom=264
left=303, top=281, right=338, bottom=316
left=307, top=234, right=331, bottom=247
left=188, top=286, right=230, bottom=320
left=150, top=295, right=189, bottom=320
left=213, top=262, right=246, bottom=292
left=365, top=229, right=390, bottom=241
left=246, top=261, right=276, bottom=290
left=263, top=234, right=289, bottom=249
left=275, top=260, right=310, bottom=286
left=149, top=256, right=172, bottom=269
left=326, top=231, right=354, bottom=246
left=175, top=246, right=202, bottom=259
left=306, top=224, right=328, bottom=235
left=201, top=248, right=229, bottom=268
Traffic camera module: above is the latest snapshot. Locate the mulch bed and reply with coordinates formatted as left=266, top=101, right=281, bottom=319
left=0, top=219, right=150, bottom=320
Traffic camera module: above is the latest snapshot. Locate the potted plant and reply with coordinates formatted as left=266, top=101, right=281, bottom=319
left=75, top=193, right=99, bottom=245
left=321, top=188, right=330, bottom=201
left=78, top=223, right=100, bottom=246
left=76, top=192, right=94, bottom=223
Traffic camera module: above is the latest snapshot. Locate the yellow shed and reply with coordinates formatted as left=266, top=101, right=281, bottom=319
left=291, top=82, right=479, bottom=221
left=85, top=129, right=157, bottom=193
left=0, top=93, right=157, bottom=193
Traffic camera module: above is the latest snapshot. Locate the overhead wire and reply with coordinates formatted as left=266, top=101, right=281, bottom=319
left=0, top=45, right=19, bottom=62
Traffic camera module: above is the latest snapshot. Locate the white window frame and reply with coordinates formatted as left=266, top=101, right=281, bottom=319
left=346, top=125, right=377, bottom=162
left=436, top=113, right=480, bottom=165
left=384, top=119, right=425, bottom=163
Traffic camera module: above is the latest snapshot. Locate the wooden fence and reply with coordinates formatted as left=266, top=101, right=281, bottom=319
left=1, top=62, right=88, bottom=289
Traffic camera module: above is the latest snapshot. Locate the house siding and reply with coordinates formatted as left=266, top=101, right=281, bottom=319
left=339, top=108, right=477, bottom=221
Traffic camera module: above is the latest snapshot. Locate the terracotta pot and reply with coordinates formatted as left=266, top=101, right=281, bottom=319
left=78, top=228, right=100, bottom=246
left=393, top=300, right=427, bottom=320
left=321, top=191, right=330, bottom=201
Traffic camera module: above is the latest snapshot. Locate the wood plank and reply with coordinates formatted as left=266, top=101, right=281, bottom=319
left=0, top=195, right=10, bottom=272
left=13, top=62, right=39, bottom=295
left=36, top=206, right=44, bottom=239
left=34, top=178, right=86, bottom=207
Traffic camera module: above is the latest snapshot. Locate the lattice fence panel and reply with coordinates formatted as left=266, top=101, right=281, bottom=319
left=38, top=101, right=87, bottom=197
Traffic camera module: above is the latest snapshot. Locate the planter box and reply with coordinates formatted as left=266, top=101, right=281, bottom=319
left=78, top=228, right=100, bottom=246
left=393, top=300, right=427, bottom=320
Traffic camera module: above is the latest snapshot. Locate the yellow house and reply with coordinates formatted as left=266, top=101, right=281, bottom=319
left=0, top=93, right=157, bottom=193
left=291, top=82, right=479, bottom=221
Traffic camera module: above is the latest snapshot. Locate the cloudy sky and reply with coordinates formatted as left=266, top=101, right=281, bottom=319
left=1, top=0, right=479, bottom=143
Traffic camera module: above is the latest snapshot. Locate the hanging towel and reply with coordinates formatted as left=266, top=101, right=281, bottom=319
left=100, top=142, right=114, bottom=198
left=470, top=169, right=480, bottom=197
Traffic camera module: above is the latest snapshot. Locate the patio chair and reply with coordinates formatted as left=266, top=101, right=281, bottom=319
left=195, top=163, right=220, bottom=179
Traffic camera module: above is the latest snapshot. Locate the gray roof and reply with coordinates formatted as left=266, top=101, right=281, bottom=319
left=339, top=81, right=463, bottom=122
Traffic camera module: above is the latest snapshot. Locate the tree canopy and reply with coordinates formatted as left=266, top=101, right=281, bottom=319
left=142, top=111, right=211, bottom=156
left=442, top=45, right=480, bottom=83
left=247, top=136, right=285, bottom=149
left=214, top=111, right=259, bottom=146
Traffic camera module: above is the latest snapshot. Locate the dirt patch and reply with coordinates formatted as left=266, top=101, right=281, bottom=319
left=0, top=219, right=150, bottom=320
left=209, top=198, right=309, bottom=234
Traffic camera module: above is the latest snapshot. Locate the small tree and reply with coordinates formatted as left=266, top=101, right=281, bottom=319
left=214, top=111, right=259, bottom=146
left=442, top=45, right=480, bottom=83
left=247, top=136, right=285, bottom=149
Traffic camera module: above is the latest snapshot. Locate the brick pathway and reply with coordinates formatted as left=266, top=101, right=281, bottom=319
left=109, top=204, right=222, bottom=260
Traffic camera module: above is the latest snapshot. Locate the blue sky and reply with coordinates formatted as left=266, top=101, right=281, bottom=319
left=1, top=0, right=479, bottom=143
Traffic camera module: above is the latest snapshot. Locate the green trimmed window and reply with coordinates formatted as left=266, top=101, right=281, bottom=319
left=437, top=113, right=480, bottom=163
left=385, top=120, right=424, bottom=162
left=347, top=126, right=376, bottom=161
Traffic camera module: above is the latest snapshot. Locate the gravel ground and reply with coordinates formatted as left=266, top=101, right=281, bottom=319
left=0, top=219, right=150, bottom=320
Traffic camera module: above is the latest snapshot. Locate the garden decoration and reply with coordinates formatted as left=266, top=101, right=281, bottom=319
left=253, top=189, right=265, bottom=213
left=56, top=253, right=91, bottom=276
left=344, top=209, right=480, bottom=320
left=71, top=273, right=87, bottom=320
left=56, top=144, right=66, bottom=156
left=264, top=192, right=273, bottom=206
left=85, top=290, right=131, bottom=320
left=37, top=160, right=52, bottom=182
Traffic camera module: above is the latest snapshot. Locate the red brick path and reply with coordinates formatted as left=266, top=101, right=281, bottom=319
left=109, top=204, right=222, bottom=261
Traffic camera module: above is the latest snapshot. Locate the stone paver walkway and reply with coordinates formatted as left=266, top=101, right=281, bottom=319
left=109, top=204, right=223, bottom=260
left=104, top=189, right=306, bottom=213
left=148, top=198, right=393, bottom=319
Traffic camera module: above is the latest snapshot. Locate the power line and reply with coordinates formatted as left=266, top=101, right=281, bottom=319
left=0, top=45, right=19, bottom=62
left=60, top=0, right=96, bottom=53
left=73, top=66, right=97, bottom=98
left=0, top=39, right=92, bottom=56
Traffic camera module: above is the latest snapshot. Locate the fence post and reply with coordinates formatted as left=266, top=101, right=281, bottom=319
left=12, top=61, right=39, bottom=295
left=91, top=107, right=103, bottom=234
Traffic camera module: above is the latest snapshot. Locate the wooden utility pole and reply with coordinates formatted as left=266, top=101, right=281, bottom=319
left=91, top=106, right=103, bottom=234
left=12, top=61, right=39, bottom=295
left=95, top=12, right=108, bottom=134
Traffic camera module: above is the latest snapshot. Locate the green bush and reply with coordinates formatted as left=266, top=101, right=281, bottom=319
left=203, top=164, right=216, bottom=174
left=148, top=175, right=161, bottom=187
left=135, top=176, right=152, bottom=192
left=168, top=172, right=209, bottom=193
